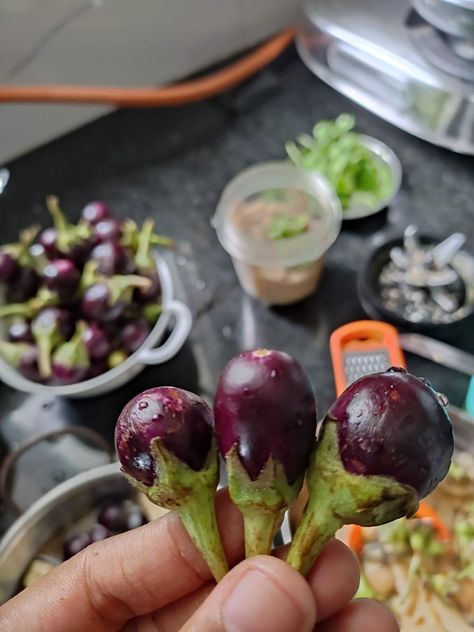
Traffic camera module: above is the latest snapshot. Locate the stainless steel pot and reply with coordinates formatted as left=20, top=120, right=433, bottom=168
left=0, top=462, right=135, bottom=604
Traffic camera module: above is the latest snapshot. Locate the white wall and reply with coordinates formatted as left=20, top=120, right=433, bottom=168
left=0, top=0, right=298, bottom=163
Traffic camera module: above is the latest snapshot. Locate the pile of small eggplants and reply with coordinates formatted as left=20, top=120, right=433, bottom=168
left=115, top=349, right=454, bottom=581
left=0, top=197, right=172, bottom=385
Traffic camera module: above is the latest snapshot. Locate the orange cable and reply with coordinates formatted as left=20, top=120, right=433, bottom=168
left=0, top=28, right=295, bottom=106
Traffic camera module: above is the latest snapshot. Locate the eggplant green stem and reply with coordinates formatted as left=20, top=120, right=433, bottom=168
left=126, top=437, right=228, bottom=582
left=0, top=341, right=29, bottom=368
left=36, top=335, right=53, bottom=379
left=108, top=274, right=152, bottom=304
left=241, top=506, right=283, bottom=558
left=287, top=421, right=418, bottom=575
left=286, top=494, right=341, bottom=575
left=46, top=195, right=89, bottom=251
left=178, top=487, right=228, bottom=581
left=0, top=296, right=47, bottom=319
left=225, top=447, right=302, bottom=558
left=135, top=218, right=154, bottom=271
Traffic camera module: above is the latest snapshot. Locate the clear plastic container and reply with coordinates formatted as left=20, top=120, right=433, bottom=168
left=214, top=162, right=342, bottom=305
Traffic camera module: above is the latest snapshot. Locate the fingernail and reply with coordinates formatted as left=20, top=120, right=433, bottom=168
left=222, top=567, right=306, bottom=632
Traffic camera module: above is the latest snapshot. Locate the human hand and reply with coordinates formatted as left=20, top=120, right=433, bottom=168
left=0, top=490, right=399, bottom=631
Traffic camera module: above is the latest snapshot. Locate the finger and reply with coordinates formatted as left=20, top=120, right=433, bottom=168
left=181, top=555, right=316, bottom=632
left=123, top=583, right=214, bottom=632
left=307, top=539, right=360, bottom=621
left=317, top=599, right=399, bottom=632
left=273, top=539, right=359, bottom=622
left=0, top=490, right=243, bottom=632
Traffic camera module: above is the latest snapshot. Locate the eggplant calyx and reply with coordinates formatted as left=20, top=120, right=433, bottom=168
left=225, top=446, right=302, bottom=557
left=125, top=437, right=228, bottom=582
left=0, top=340, right=30, bottom=368
left=80, top=261, right=101, bottom=292
left=287, top=421, right=418, bottom=575
left=53, top=322, right=89, bottom=371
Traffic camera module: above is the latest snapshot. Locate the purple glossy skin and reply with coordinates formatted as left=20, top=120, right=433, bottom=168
left=86, top=359, right=109, bottom=379
left=214, top=349, right=317, bottom=484
left=81, top=283, right=125, bottom=322
left=328, top=368, right=454, bottom=499
left=89, top=523, right=111, bottom=543
left=98, top=503, right=130, bottom=531
left=115, top=387, right=214, bottom=486
left=33, top=307, right=73, bottom=340
left=19, top=345, right=42, bottom=382
left=121, top=319, right=150, bottom=353
left=52, top=362, right=88, bottom=385
left=7, top=267, right=39, bottom=303
left=0, top=252, right=18, bottom=282
left=43, top=259, right=80, bottom=292
left=94, top=218, right=122, bottom=243
left=81, top=201, right=111, bottom=225
left=38, top=228, right=58, bottom=257
left=63, top=532, right=91, bottom=559
left=90, top=242, right=134, bottom=276
left=82, top=322, right=111, bottom=360
left=135, top=271, right=161, bottom=303
left=8, top=320, right=33, bottom=343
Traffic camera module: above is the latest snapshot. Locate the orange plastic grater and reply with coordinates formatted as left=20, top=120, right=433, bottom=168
left=330, top=320, right=406, bottom=396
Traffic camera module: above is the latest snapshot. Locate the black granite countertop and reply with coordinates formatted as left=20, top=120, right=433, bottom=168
left=0, top=49, right=473, bottom=528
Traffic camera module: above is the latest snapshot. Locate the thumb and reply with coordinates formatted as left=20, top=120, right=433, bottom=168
left=180, top=555, right=316, bottom=632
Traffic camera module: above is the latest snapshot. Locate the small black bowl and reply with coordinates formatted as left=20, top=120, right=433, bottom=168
left=358, top=234, right=474, bottom=336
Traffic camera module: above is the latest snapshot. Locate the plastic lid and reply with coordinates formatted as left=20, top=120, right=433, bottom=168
left=213, top=162, right=342, bottom=268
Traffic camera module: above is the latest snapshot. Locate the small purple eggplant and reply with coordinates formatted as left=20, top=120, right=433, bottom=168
left=46, top=196, right=93, bottom=262
left=8, top=319, right=33, bottom=344
left=94, top=218, right=122, bottom=243
left=81, top=274, right=151, bottom=322
left=0, top=341, right=42, bottom=382
left=82, top=322, right=111, bottom=361
left=42, top=259, right=80, bottom=295
left=37, top=228, right=59, bottom=258
left=90, top=242, right=135, bottom=276
left=31, top=307, right=73, bottom=379
left=131, top=219, right=164, bottom=303
left=51, top=322, right=90, bottom=385
left=0, top=252, right=18, bottom=283
left=115, top=387, right=228, bottom=581
left=6, top=267, right=40, bottom=303
left=214, top=349, right=317, bottom=557
left=0, top=225, right=40, bottom=284
left=63, top=532, right=92, bottom=559
left=287, top=368, right=454, bottom=575
left=121, top=319, right=150, bottom=353
left=86, top=358, right=109, bottom=379
left=135, top=272, right=161, bottom=303
left=88, top=524, right=111, bottom=543
left=81, top=201, right=111, bottom=225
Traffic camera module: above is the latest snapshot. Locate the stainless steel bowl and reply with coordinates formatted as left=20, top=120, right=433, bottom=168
left=413, top=0, right=474, bottom=41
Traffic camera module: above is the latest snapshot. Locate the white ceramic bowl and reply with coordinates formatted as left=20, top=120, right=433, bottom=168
left=0, top=256, right=192, bottom=397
